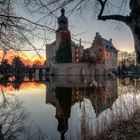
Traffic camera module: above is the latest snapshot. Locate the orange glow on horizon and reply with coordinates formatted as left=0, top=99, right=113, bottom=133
left=0, top=50, right=45, bottom=66
left=0, top=82, right=46, bottom=93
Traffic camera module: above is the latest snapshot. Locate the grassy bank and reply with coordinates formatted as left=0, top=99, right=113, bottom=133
left=95, top=112, right=140, bottom=140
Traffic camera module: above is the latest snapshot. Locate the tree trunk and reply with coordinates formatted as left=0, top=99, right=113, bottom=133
left=129, top=0, right=140, bottom=64
left=97, top=0, right=140, bottom=64
left=129, top=25, right=140, bottom=64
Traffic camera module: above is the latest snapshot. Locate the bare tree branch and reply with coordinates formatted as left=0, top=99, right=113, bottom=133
left=97, top=0, right=131, bottom=24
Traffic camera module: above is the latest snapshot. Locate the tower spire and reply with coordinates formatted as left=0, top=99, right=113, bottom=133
left=61, top=8, right=65, bottom=16
left=57, top=8, right=68, bottom=30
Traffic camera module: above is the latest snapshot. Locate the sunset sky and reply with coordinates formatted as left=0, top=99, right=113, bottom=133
left=0, top=50, right=45, bottom=65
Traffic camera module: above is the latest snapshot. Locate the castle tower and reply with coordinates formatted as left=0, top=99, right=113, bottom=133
left=55, top=8, right=72, bottom=63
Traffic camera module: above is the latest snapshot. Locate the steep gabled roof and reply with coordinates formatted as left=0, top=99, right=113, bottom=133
left=94, top=33, right=118, bottom=53
left=101, top=38, right=118, bottom=53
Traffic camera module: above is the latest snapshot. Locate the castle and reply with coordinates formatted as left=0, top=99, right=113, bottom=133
left=46, top=8, right=118, bottom=75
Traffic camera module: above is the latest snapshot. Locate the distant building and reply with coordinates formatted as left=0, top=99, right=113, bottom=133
left=83, top=32, right=118, bottom=73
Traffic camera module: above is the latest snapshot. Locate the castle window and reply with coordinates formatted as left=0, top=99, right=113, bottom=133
left=76, top=59, right=79, bottom=62
left=76, top=48, right=79, bottom=52
left=76, top=54, right=79, bottom=57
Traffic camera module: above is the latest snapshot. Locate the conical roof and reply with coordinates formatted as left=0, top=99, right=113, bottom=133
left=57, top=8, right=68, bottom=30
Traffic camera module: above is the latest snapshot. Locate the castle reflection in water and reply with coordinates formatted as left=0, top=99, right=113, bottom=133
left=46, top=76, right=118, bottom=140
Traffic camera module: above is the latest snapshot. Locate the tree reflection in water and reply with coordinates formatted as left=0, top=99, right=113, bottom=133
left=0, top=86, right=48, bottom=140
left=0, top=87, right=28, bottom=140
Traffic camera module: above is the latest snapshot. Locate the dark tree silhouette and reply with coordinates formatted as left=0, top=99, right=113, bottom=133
left=0, top=59, right=11, bottom=75
left=12, top=56, right=25, bottom=69
left=0, top=59, right=11, bottom=69
left=11, top=56, right=26, bottom=80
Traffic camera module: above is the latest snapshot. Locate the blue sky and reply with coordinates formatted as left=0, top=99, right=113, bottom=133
left=68, top=12, right=134, bottom=52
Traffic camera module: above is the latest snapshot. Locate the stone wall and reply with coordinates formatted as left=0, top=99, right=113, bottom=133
left=47, top=76, right=95, bottom=87
left=49, top=63, right=95, bottom=76
left=49, top=62, right=118, bottom=76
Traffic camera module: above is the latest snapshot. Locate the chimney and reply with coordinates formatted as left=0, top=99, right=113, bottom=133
left=110, top=38, right=112, bottom=42
left=79, top=38, right=81, bottom=47
left=96, top=32, right=99, bottom=36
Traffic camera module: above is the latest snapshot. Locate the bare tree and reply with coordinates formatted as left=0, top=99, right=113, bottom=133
left=0, top=0, right=54, bottom=62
